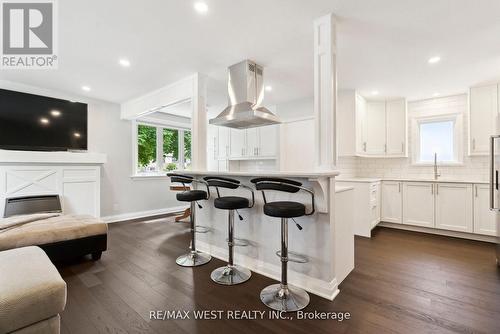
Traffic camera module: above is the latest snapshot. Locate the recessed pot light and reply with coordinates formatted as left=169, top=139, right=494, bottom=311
left=194, top=2, right=208, bottom=14
left=371, top=90, right=379, bottom=95
left=81, top=85, right=91, bottom=92
left=428, top=56, right=441, bottom=64
left=265, top=86, right=273, bottom=92
left=433, top=92, right=441, bottom=97
left=74, top=132, right=81, bottom=138
left=119, top=58, right=131, bottom=67
left=50, top=110, right=61, bottom=117
left=40, top=118, right=49, bottom=124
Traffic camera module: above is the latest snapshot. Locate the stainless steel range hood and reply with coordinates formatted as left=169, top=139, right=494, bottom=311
left=209, top=60, right=280, bottom=129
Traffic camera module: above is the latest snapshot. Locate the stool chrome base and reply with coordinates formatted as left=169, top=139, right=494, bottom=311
left=176, top=251, right=211, bottom=267
left=260, top=283, right=310, bottom=312
left=211, top=265, right=251, bottom=285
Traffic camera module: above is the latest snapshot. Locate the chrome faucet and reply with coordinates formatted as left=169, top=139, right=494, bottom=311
left=434, top=153, right=441, bottom=180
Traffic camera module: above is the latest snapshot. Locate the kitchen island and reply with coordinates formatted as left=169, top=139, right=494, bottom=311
left=184, top=170, right=352, bottom=300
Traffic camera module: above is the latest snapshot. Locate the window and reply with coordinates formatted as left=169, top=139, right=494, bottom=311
left=419, top=121, right=454, bottom=162
left=135, top=123, right=191, bottom=174
left=412, top=114, right=463, bottom=165
left=137, top=124, right=157, bottom=173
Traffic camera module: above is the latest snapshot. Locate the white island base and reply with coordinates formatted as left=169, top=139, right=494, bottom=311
left=186, top=170, right=353, bottom=300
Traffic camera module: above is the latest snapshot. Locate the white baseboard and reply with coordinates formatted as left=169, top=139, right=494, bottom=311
left=379, top=222, right=497, bottom=243
left=101, top=205, right=188, bottom=223
left=196, top=240, right=339, bottom=301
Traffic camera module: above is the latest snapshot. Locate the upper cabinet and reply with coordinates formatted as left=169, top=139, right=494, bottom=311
left=365, top=101, right=387, bottom=155
left=338, top=90, right=407, bottom=158
left=385, top=99, right=407, bottom=156
left=469, top=84, right=499, bottom=155
left=229, top=125, right=278, bottom=160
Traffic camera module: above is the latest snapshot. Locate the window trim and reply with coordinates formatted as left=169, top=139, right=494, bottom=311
left=132, top=120, right=191, bottom=177
left=411, top=113, right=464, bottom=166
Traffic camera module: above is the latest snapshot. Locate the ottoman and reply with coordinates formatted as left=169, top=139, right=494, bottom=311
left=0, top=246, right=66, bottom=334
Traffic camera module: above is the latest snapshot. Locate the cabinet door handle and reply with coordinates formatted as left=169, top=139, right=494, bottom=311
left=436, top=184, right=439, bottom=195
left=401, top=142, right=404, bottom=153
left=472, top=138, right=476, bottom=151
left=363, top=142, right=367, bottom=152
left=384, top=144, right=387, bottom=153
left=475, top=185, right=478, bottom=198
left=431, top=184, right=434, bottom=195
left=398, top=183, right=401, bottom=193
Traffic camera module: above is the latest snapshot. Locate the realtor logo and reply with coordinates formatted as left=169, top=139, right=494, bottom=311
left=1, top=0, right=58, bottom=69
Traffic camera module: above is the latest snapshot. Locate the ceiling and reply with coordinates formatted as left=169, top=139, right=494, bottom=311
left=1, top=0, right=500, bottom=106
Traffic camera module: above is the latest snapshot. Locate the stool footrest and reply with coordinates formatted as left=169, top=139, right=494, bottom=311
left=195, top=225, right=211, bottom=233
left=275, top=250, right=308, bottom=264
left=226, top=237, right=249, bottom=247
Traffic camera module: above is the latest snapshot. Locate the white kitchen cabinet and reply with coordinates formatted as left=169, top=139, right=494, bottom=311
left=365, top=101, right=386, bottom=155
left=403, top=182, right=435, bottom=228
left=473, top=184, right=496, bottom=236
left=217, top=127, right=230, bottom=159
left=246, top=128, right=259, bottom=157
left=337, top=90, right=406, bottom=157
left=469, top=84, right=498, bottom=155
left=207, top=125, right=219, bottom=171
left=385, top=99, right=406, bottom=156
left=228, top=126, right=278, bottom=160
left=435, top=183, right=473, bottom=233
left=230, top=129, right=246, bottom=158
left=381, top=181, right=403, bottom=223
left=355, top=94, right=367, bottom=154
left=336, top=180, right=381, bottom=237
left=259, top=125, right=278, bottom=157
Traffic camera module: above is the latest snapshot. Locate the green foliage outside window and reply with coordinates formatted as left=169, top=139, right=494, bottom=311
left=184, top=131, right=192, bottom=164
left=137, top=125, right=156, bottom=167
left=163, top=128, right=179, bottom=160
left=137, top=124, right=191, bottom=172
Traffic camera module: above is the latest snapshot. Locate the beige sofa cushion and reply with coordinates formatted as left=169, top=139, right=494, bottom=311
left=0, top=247, right=66, bottom=334
left=11, top=315, right=60, bottom=334
left=0, top=214, right=107, bottom=251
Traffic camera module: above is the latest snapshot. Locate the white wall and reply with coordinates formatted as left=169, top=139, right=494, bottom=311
left=88, top=101, right=182, bottom=220
left=0, top=81, right=183, bottom=221
left=339, top=94, right=489, bottom=181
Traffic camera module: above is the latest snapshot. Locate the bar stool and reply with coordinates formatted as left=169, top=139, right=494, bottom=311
left=167, top=173, right=211, bottom=267
left=251, top=177, right=315, bottom=312
left=204, top=176, right=255, bottom=285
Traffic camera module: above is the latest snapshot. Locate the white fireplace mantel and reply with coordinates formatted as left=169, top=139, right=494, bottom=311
left=0, top=150, right=107, bottom=218
left=0, top=150, right=107, bottom=164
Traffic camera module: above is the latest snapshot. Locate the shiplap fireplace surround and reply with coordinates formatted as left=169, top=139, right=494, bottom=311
left=0, top=150, right=106, bottom=218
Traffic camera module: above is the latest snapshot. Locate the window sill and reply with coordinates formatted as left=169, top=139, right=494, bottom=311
left=130, top=173, right=169, bottom=180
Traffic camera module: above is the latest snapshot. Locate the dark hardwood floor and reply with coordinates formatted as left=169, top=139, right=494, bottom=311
left=57, top=217, right=500, bottom=334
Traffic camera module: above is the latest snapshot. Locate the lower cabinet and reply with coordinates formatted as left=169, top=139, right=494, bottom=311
left=473, top=184, right=497, bottom=236
left=435, top=183, right=473, bottom=233
left=402, top=182, right=435, bottom=228
left=381, top=181, right=402, bottom=223
left=382, top=181, right=495, bottom=237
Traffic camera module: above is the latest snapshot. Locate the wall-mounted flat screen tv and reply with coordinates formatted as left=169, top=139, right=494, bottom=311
left=0, top=89, right=88, bottom=151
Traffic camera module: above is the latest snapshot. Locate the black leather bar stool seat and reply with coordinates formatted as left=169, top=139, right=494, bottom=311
left=264, top=201, right=306, bottom=218
left=214, top=196, right=250, bottom=210
left=176, top=190, right=208, bottom=202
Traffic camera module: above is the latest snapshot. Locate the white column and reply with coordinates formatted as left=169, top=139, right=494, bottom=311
left=313, top=14, right=337, bottom=170
left=191, top=73, right=208, bottom=171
